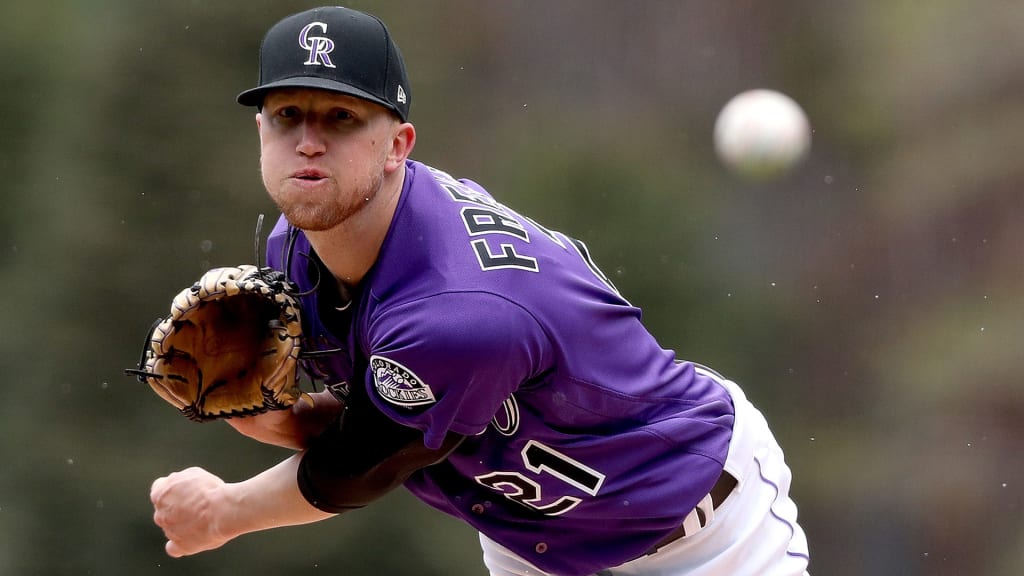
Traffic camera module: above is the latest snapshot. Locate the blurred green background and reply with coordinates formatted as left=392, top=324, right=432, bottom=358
left=1, top=1, right=1022, bottom=574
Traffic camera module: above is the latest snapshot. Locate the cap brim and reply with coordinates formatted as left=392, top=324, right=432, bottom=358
left=237, top=76, right=394, bottom=112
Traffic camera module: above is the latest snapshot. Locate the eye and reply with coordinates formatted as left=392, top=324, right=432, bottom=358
left=278, top=106, right=300, bottom=119
left=332, top=109, right=356, bottom=122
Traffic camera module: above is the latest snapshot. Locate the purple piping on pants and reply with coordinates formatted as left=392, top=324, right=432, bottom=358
left=754, top=455, right=811, bottom=561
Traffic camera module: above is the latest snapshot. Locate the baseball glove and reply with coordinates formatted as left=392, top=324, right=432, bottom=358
left=127, top=265, right=304, bottom=422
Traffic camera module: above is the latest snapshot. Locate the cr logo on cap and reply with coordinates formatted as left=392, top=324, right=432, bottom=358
left=299, top=22, right=336, bottom=68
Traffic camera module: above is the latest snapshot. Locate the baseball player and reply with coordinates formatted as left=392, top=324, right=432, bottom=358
left=149, top=6, right=810, bottom=575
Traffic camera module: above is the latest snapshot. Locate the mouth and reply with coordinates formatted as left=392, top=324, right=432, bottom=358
left=292, top=169, right=328, bottom=182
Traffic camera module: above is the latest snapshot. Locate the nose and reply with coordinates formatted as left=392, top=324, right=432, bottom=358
left=295, top=121, right=326, bottom=157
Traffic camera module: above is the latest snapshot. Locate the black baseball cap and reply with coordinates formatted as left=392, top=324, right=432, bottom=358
left=237, top=6, right=411, bottom=121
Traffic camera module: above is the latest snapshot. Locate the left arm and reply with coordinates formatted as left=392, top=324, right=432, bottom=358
left=225, top=390, right=343, bottom=450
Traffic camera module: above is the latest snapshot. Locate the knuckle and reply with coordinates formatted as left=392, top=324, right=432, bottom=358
left=150, top=476, right=166, bottom=494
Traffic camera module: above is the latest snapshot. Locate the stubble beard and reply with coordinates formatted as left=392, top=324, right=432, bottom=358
left=268, top=169, right=384, bottom=233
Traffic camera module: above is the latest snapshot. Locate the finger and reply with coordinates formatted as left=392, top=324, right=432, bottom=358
left=150, top=476, right=167, bottom=498
left=165, top=539, right=185, bottom=558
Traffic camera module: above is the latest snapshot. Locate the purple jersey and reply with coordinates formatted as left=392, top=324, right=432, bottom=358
left=267, top=160, right=734, bottom=575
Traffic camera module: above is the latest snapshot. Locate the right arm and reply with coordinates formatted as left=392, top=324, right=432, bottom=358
left=151, top=435, right=464, bottom=557
left=151, top=455, right=334, bottom=557
left=152, top=398, right=464, bottom=556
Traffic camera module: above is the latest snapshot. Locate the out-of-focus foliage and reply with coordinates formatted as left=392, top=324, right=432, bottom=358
left=1, top=1, right=1021, bottom=575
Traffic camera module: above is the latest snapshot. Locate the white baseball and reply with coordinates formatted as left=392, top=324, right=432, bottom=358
left=713, top=89, right=811, bottom=179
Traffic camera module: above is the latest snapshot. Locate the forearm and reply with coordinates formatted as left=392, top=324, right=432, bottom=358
left=299, top=430, right=466, bottom=512
left=219, top=454, right=336, bottom=538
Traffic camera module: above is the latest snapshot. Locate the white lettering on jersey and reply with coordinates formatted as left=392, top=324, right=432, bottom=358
left=490, top=395, right=520, bottom=436
left=474, top=440, right=607, bottom=516
left=430, top=168, right=540, bottom=272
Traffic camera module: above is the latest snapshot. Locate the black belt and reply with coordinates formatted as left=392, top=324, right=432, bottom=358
left=646, top=469, right=738, bottom=555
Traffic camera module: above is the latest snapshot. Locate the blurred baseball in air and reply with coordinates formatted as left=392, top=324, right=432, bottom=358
left=713, top=89, right=811, bottom=179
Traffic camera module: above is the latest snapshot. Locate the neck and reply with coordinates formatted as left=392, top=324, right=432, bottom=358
left=304, top=166, right=406, bottom=287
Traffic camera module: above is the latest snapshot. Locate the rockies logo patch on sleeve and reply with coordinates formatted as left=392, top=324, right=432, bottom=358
left=370, top=355, right=436, bottom=407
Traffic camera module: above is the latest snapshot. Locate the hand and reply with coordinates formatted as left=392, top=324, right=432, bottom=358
left=292, top=390, right=345, bottom=435
left=150, top=467, right=236, bottom=557
left=226, top=390, right=343, bottom=449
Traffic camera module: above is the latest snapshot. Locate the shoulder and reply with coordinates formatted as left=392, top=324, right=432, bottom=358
left=363, top=291, right=551, bottom=444
left=369, top=291, right=546, bottom=357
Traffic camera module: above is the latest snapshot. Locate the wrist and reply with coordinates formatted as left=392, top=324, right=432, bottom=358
left=226, top=409, right=304, bottom=449
left=209, top=480, right=250, bottom=543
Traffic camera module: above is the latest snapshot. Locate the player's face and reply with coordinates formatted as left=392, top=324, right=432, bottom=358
left=256, top=89, right=406, bottom=232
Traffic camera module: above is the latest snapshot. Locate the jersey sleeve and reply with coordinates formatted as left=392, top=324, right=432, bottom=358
left=363, top=291, right=551, bottom=450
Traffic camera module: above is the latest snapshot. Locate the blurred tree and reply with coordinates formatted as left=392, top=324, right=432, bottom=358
left=1, top=1, right=1021, bottom=575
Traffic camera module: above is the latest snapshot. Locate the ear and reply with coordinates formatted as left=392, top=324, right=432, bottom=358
left=384, top=122, right=416, bottom=173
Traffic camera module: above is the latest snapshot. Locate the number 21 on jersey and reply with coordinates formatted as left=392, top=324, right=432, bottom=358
left=474, top=440, right=606, bottom=516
